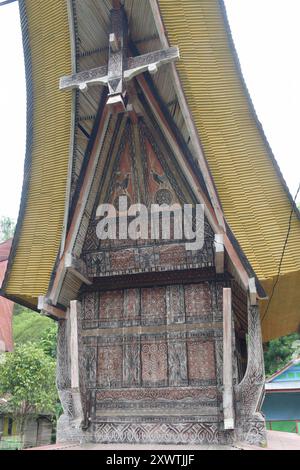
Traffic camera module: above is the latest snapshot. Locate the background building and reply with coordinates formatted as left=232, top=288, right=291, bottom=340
left=262, top=358, right=300, bottom=434
left=0, top=239, right=13, bottom=352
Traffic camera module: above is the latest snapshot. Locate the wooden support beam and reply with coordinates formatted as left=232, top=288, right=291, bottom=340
left=38, top=296, right=66, bottom=320
left=214, top=234, right=224, bottom=274
left=223, top=288, right=235, bottom=430
left=69, top=301, right=84, bottom=425
left=60, top=6, right=179, bottom=109
left=109, top=32, right=119, bottom=52
left=249, top=277, right=257, bottom=305
left=65, top=253, right=92, bottom=285
left=70, top=301, right=80, bottom=388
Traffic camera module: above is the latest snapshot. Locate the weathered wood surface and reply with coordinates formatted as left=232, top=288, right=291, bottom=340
left=223, top=288, right=234, bottom=430
left=60, top=7, right=179, bottom=99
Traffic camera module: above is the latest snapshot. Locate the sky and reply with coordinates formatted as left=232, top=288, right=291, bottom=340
left=0, top=0, right=299, bottom=222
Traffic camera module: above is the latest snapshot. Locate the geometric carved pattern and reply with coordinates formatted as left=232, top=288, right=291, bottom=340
left=93, top=422, right=220, bottom=445
left=97, top=344, right=123, bottom=388
left=123, top=339, right=140, bottom=387
left=184, top=283, right=212, bottom=321
left=84, top=241, right=214, bottom=278
left=141, top=287, right=166, bottom=325
left=168, top=337, right=188, bottom=386
left=141, top=341, right=168, bottom=386
left=166, top=284, right=185, bottom=324
left=99, top=290, right=123, bottom=322
left=234, top=304, right=267, bottom=446
left=187, top=340, right=216, bottom=383
left=95, top=387, right=217, bottom=402
left=81, top=282, right=224, bottom=330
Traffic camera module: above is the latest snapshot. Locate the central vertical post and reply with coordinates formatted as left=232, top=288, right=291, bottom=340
left=107, top=6, right=128, bottom=110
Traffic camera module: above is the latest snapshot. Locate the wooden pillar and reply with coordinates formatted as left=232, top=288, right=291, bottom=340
left=70, top=300, right=80, bottom=388
left=223, top=287, right=235, bottom=429
left=69, top=300, right=85, bottom=425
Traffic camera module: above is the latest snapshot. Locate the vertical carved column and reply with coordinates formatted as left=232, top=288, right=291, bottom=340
left=56, top=315, right=73, bottom=442
left=69, top=301, right=85, bottom=427
left=223, top=288, right=234, bottom=430
left=234, top=303, right=266, bottom=446
left=56, top=305, right=90, bottom=443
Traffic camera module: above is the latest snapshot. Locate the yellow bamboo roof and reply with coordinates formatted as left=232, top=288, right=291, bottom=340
left=3, top=0, right=300, bottom=341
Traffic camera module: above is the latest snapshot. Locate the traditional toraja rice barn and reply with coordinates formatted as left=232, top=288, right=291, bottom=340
left=1, top=0, right=300, bottom=446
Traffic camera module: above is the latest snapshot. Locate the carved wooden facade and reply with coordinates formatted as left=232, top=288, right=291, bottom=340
left=51, top=3, right=266, bottom=447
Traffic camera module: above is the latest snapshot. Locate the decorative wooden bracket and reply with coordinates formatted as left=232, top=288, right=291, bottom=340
left=38, top=296, right=66, bottom=320
left=65, top=253, right=92, bottom=286
left=214, top=233, right=224, bottom=273
left=59, top=7, right=179, bottom=113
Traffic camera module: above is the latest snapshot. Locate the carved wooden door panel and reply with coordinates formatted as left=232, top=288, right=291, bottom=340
left=80, top=281, right=224, bottom=443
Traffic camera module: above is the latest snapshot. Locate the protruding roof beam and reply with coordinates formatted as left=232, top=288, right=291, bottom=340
left=38, top=296, right=66, bottom=320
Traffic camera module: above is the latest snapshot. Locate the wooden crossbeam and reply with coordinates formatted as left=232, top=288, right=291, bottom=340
left=38, top=296, right=66, bottom=320
left=59, top=6, right=179, bottom=112
left=60, top=47, right=179, bottom=93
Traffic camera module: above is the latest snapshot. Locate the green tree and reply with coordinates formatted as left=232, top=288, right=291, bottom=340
left=0, top=216, right=15, bottom=242
left=0, top=343, right=58, bottom=440
left=264, top=332, right=300, bottom=376
left=13, top=307, right=57, bottom=355
left=39, top=326, right=57, bottom=359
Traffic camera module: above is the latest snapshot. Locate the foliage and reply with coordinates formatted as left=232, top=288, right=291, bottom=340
left=39, top=326, right=57, bottom=359
left=0, top=343, right=58, bottom=436
left=291, top=339, right=300, bottom=360
left=0, top=216, right=15, bottom=242
left=13, top=307, right=57, bottom=357
left=264, top=332, right=300, bottom=376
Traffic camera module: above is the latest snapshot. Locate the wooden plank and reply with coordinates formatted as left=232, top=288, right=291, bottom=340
left=223, top=288, right=235, bottom=430
left=70, top=300, right=80, bottom=389
left=214, top=234, right=224, bottom=273
left=48, top=107, right=111, bottom=306
left=249, top=277, right=257, bottom=305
